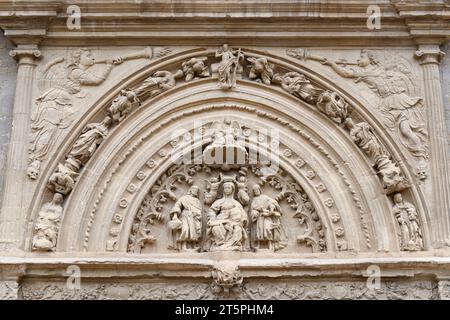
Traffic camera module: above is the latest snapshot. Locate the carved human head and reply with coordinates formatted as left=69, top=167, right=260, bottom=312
left=252, top=184, right=262, bottom=196
left=72, top=48, right=95, bottom=67
left=52, top=193, right=64, bottom=205
left=393, top=193, right=403, bottom=204
left=344, top=118, right=355, bottom=130
left=223, top=182, right=235, bottom=196
left=222, top=44, right=229, bottom=51
left=357, top=49, right=376, bottom=67
left=102, top=116, right=113, bottom=127
left=189, top=185, right=200, bottom=197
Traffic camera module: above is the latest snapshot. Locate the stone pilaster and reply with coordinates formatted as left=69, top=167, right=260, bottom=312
left=0, top=46, right=41, bottom=252
left=415, top=45, right=450, bottom=247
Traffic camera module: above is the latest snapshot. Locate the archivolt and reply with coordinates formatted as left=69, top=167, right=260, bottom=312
left=26, top=49, right=429, bottom=253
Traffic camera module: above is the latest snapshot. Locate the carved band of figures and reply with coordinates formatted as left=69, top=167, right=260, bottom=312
left=31, top=45, right=423, bottom=253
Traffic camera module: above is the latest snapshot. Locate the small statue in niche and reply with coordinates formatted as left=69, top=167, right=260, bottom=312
left=392, top=193, right=423, bottom=251
left=168, top=186, right=202, bottom=251
left=316, top=91, right=349, bottom=124
left=181, top=57, right=210, bottom=81
left=108, top=89, right=140, bottom=123
left=66, top=116, right=112, bottom=170
left=344, top=118, right=408, bottom=194
left=48, top=163, right=78, bottom=195
left=247, top=56, right=274, bottom=85
left=272, top=71, right=323, bottom=104
left=250, top=184, right=286, bottom=251
left=135, top=70, right=184, bottom=98
left=207, top=181, right=248, bottom=251
left=215, top=44, right=244, bottom=89
left=32, top=193, right=64, bottom=251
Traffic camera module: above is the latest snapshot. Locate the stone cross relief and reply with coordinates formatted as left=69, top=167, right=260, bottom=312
left=31, top=45, right=424, bottom=253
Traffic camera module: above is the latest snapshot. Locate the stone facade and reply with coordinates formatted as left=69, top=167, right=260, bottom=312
left=0, top=0, right=450, bottom=300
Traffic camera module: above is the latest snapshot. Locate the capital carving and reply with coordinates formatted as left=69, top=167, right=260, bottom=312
left=9, top=48, right=42, bottom=65
left=415, top=46, right=445, bottom=65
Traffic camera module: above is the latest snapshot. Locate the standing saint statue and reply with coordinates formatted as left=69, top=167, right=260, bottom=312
left=32, top=193, right=64, bottom=251
left=168, top=186, right=203, bottom=251
left=215, top=44, right=244, bottom=89
left=250, top=185, right=286, bottom=251
left=392, top=193, right=423, bottom=251
left=207, top=181, right=248, bottom=251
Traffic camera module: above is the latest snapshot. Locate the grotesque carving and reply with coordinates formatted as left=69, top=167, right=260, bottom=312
left=272, top=71, right=323, bottom=104
left=32, top=193, right=64, bottom=251
left=168, top=186, right=203, bottom=251
left=247, top=56, right=274, bottom=85
left=214, top=44, right=244, bottom=89
left=66, top=117, right=112, bottom=171
left=392, top=193, right=424, bottom=251
left=207, top=181, right=248, bottom=251
left=250, top=184, right=286, bottom=251
left=316, top=91, right=349, bottom=124
left=211, top=264, right=243, bottom=296
left=47, top=163, right=78, bottom=195
left=181, top=57, right=210, bottom=81
left=135, top=70, right=184, bottom=98
left=344, top=118, right=408, bottom=194
left=108, top=90, right=140, bottom=123
left=319, top=49, right=429, bottom=161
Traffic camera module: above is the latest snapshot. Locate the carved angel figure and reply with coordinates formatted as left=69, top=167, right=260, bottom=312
left=181, top=57, right=210, bottom=81
left=135, top=70, right=183, bottom=98
left=250, top=185, right=286, bottom=251
left=66, top=117, right=112, bottom=169
left=108, top=89, right=140, bottom=122
left=345, top=118, right=408, bottom=193
left=392, top=193, right=423, bottom=251
left=168, top=186, right=202, bottom=251
left=32, top=193, right=64, bottom=251
left=207, top=182, right=248, bottom=251
left=215, top=44, right=244, bottom=89
left=28, top=48, right=123, bottom=179
left=321, top=50, right=428, bottom=160
left=272, top=71, right=323, bottom=104
left=247, top=56, right=274, bottom=85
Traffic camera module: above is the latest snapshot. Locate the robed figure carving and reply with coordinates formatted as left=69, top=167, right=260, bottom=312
left=168, top=186, right=202, bottom=251
left=250, top=185, right=287, bottom=251
left=207, top=181, right=248, bottom=251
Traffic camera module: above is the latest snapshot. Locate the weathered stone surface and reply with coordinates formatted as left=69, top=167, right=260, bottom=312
left=0, top=0, right=449, bottom=300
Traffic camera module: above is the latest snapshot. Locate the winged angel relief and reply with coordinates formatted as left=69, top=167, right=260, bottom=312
left=27, top=47, right=171, bottom=179
left=289, top=49, right=428, bottom=164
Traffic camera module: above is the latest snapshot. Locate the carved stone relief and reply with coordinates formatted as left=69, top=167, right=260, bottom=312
left=288, top=48, right=429, bottom=167
left=28, top=47, right=171, bottom=179
left=29, top=46, right=425, bottom=254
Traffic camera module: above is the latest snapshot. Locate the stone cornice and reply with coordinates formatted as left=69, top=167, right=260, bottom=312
left=0, top=0, right=448, bottom=46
